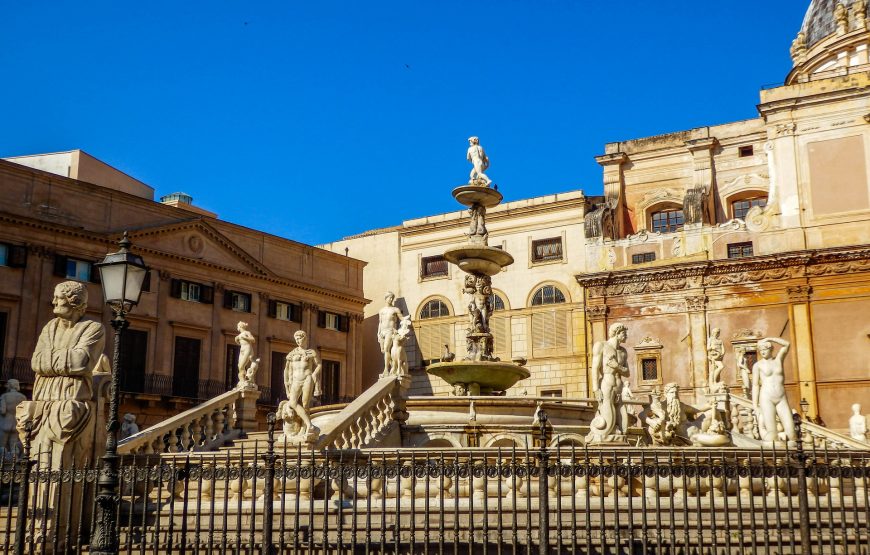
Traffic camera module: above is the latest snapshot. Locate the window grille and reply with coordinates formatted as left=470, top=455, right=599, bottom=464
left=631, top=252, right=656, bottom=264
left=532, top=237, right=563, bottom=262
left=419, top=299, right=450, bottom=319
left=531, top=285, right=566, bottom=306
left=421, top=255, right=448, bottom=278
left=641, top=358, right=658, bottom=381
left=727, top=242, right=754, bottom=259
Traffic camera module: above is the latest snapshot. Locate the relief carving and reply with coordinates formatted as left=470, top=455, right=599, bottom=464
left=684, top=295, right=707, bottom=312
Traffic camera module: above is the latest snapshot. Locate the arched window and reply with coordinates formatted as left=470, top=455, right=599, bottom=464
left=419, top=299, right=450, bottom=319
left=491, top=293, right=506, bottom=311
left=650, top=208, right=684, bottom=233
left=531, top=285, right=566, bottom=306
left=731, top=196, right=767, bottom=220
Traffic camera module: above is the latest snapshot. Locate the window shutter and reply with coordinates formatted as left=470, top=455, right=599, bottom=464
left=141, top=271, right=151, bottom=293
left=53, top=255, right=68, bottom=277
left=317, top=310, right=326, bottom=328
left=8, top=245, right=27, bottom=268
left=267, top=300, right=277, bottom=318
left=339, top=315, right=350, bottom=332
left=223, top=290, right=234, bottom=309
left=170, top=279, right=182, bottom=298
left=89, top=262, right=101, bottom=284
left=291, top=303, right=303, bottom=323
left=201, top=285, right=214, bottom=304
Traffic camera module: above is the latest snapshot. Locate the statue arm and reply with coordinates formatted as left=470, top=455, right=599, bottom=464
left=767, top=337, right=790, bottom=360
left=589, top=342, right=603, bottom=393
left=311, top=351, right=323, bottom=395
left=31, top=324, right=54, bottom=376
left=55, top=322, right=106, bottom=376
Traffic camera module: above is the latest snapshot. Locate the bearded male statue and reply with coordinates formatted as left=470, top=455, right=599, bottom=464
left=17, top=281, right=105, bottom=468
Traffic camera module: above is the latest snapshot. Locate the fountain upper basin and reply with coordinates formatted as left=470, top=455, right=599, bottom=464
left=426, top=360, right=530, bottom=393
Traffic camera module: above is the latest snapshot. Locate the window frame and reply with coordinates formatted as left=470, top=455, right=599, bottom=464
left=419, top=299, right=451, bottom=319
left=181, top=281, right=201, bottom=302
left=631, top=252, right=656, bottom=264
left=531, top=237, right=563, bottom=263
left=727, top=241, right=754, bottom=259
left=420, top=255, right=449, bottom=279
left=530, top=285, right=567, bottom=307
left=738, top=145, right=754, bottom=158
left=650, top=208, right=684, bottom=234
left=731, top=196, right=767, bottom=220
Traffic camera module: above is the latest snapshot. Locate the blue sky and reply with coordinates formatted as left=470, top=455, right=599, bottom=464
left=1, top=1, right=806, bottom=245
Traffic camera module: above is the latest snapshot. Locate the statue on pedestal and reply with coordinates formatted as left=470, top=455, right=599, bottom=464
left=0, top=379, right=26, bottom=457
left=466, top=136, right=492, bottom=186
left=234, top=321, right=257, bottom=389
left=280, top=330, right=322, bottom=443
left=388, top=315, right=412, bottom=376
left=706, top=328, right=725, bottom=392
left=378, top=292, right=406, bottom=377
left=586, top=323, right=630, bottom=444
left=850, top=404, right=867, bottom=442
left=16, top=281, right=105, bottom=468
left=751, top=337, right=796, bottom=446
left=120, top=413, right=139, bottom=439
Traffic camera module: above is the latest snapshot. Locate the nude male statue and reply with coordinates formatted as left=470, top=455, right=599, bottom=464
left=377, top=292, right=405, bottom=376
left=283, top=330, right=322, bottom=439
left=585, top=323, right=630, bottom=443
left=466, top=136, right=492, bottom=186
left=751, top=337, right=796, bottom=445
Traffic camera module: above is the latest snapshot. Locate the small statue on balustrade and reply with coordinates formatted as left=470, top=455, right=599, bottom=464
left=0, top=379, right=26, bottom=457
left=850, top=404, right=867, bottom=442
left=388, top=315, right=412, bottom=376
left=120, top=413, right=139, bottom=439
left=378, top=292, right=407, bottom=378
left=234, top=321, right=257, bottom=389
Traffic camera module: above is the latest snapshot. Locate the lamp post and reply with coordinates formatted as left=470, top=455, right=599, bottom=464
left=91, top=232, right=149, bottom=555
left=800, top=397, right=810, bottom=421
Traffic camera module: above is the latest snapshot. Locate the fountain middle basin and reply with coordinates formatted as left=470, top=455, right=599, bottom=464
left=426, top=360, right=531, bottom=394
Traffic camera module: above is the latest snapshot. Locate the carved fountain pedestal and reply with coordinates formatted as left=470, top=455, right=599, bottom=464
left=426, top=182, right=530, bottom=395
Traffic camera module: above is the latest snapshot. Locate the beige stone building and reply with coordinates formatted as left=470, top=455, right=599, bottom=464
left=322, top=191, right=591, bottom=398
left=0, top=151, right=368, bottom=427
left=578, top=0, right=870, bottom=429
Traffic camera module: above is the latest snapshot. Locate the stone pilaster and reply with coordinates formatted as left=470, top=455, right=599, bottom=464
left=595, top=152, right=628, bottom=238
left=210, top=283, right=225, bottom=384
left=685, top=294, right=708, bottom=404
left=302, top=302, right=318, bottom=338
left=256, top=292, right=269, bottom=389
left=154, top=270, right=173, bottom=386
left=787, top=285, right=819, bottom=420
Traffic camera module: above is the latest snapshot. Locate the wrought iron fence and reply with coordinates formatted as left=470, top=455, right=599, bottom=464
left=1, top=416, right=868, bottom=554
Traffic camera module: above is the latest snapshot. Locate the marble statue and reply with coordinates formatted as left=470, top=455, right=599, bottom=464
left=751, top=337, right=796, bottom=446
left=120, top=413, right=139, bottom=439
left=388, top=315, right=412, bottom=376
left=706, top=328, right=725, bottom=391
left=737, top=350, right=752, bottom=398
left=0, top=379, right=26, bottom=457
left=281, top=330, right=322, bottom=442
left=586, top=323, right=630, bottom=444
left=378, top=292, right=406, bottom=377
left=234, top=321, right=256, bottom=386
left=645, top=392, right=674, bottom=446
left=440, top=345, right=455, bottom=363
left=16, top=281, right=105, bottom=468
left=850, top=404, right=867, bottom=441
left=469, top=401, right=477, bottom=423
left=466, top=136, right=492, bottom=186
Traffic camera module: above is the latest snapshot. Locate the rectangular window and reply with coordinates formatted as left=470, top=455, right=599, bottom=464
left=421, top=255, right=448, bottom=278
left=0, top=244, right=7, bottom=266
left=271, top=300, right=302, bottom=322
left=119, top=329, right=148, bottom=393
left=641, top=358, right=658, bottom=381
left=172, top=336, right=201, bottom=398
left=181, top=281, right=201, bottom=302
left=732, top=197, right=767, bottom=220
left=631, top=252, right=656, bottom=264
left=65, top=258, right=92, bottom=281
left=540, top=389, right=563, bottom=398
left=269, top=351, right=288, bottom=407
left=727, top=242, right=754, bottom=259
left=532, top=237, right=563, bottom=262
left=651, top=210, right=684, bottom=234
left=224, top=291, right=251, bottom=313
left=738, top=145, right=754, bottom=157
left=0, top=244, right=26, bottom=268
left=320, top=360, right=341, bottom=405
left=225, top=344, right=240, bottom=390
left=318, top=310, right=349, bottom=332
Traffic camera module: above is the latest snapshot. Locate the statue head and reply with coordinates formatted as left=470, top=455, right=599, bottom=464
left=123, top=413, right=136, bottom=424
left=468, top=136, right=479, bottom=146
left=237, top=321, right=248, bottom=332
left=384, top=291, right=395, bottom=305
left=711, top=328, right=720, bottom=338
left=5, top=379, right=20, bottom=393
left=608, top=323, right=628, bottom=342
left=52, top=281, right=88, bottom=321
left=757, top=339, right=773, bottom=359
left=293, top=330, right=308, bottom=348
left=663, top=382, right=679, bottom=401
left=854, top=403, right=862, bottom=415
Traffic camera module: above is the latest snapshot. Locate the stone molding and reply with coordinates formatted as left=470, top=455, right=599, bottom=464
left=787, top=285, right=813, bottom=303
left=584, top=305, right=608, bottom=321
left=577, top=246, right=870, bottom=298
left=684, top=295, right=707, bottom=312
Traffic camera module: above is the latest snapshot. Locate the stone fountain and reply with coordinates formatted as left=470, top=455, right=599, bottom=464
left=426, top=137, right=530, bottom=395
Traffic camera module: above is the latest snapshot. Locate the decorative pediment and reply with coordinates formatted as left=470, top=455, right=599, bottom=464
left=635, top=188, right=683, bottom=215
left=125, top=220, right=273, bottom=277
left=635, top=336, right=663, bottom=351
left=719, top=173, right=769, bottom=198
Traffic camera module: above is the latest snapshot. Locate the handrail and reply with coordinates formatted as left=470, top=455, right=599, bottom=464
left=314, top=374, right=409, bottom=450
left=119, top=386, right=260, bottom=455
left=729, top=393, right=868, bottom=450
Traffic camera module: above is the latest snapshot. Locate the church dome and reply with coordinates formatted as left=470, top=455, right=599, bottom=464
left=801, top=0, right=860, bottom=48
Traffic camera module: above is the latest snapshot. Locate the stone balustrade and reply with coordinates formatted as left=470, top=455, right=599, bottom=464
left=118, top=386, right=260, bottom=455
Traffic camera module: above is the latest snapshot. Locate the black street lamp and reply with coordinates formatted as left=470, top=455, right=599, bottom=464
left=91, top=232, right=148, bottom=555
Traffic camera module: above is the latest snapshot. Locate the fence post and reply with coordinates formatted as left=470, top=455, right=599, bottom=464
left=537, top=410, right=549, bottom=555
left=262, top=413, right=277, bottom=555
left=13, top=421, right=33, bottom=555
left=793, top=412, right=811, bottom=553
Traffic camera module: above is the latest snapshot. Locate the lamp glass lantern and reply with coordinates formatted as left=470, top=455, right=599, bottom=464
left=96, top=233, right=149, bottom=313
left=799, top=397, right=810, bottom=418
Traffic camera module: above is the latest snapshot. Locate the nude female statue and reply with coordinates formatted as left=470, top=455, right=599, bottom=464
left=234, top=321, right=256, bottom=384
left=751, top=337, right=796, bottom=445
left=283, top=330, right=322, bottom=439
